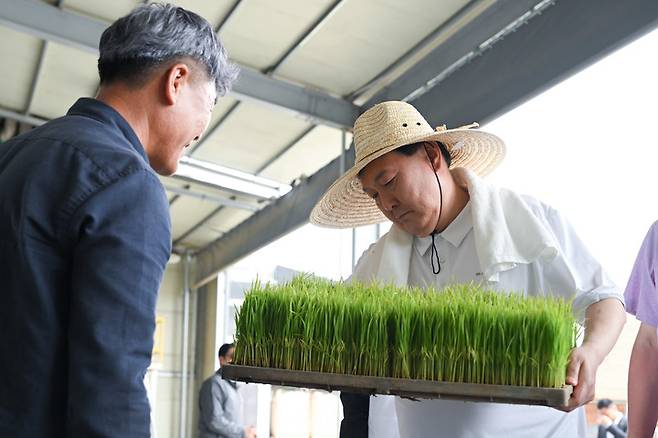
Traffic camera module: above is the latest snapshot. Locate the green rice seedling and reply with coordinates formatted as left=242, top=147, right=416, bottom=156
left=233, top=276, right=577, bottom=388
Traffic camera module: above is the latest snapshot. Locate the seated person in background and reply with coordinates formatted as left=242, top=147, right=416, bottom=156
left=596, top=399, right=627, bottom=438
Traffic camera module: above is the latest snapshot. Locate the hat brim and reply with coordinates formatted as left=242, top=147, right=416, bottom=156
left=310, top=128, right=505, bottom=228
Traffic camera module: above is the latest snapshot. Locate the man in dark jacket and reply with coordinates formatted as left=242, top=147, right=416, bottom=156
left=0, top=4, right=236, bottom=437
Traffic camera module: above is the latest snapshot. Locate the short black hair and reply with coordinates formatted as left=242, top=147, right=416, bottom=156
left=218, top=343, right=234, bottom=358
left=596, top=398, right=614, bottom=409
left=396, top=141, right=452, bottom=168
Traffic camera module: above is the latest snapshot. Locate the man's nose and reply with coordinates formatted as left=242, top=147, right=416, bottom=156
left=379, top=192, right=398, bottom=212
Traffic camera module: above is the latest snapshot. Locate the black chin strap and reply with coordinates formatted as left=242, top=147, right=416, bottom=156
left=430, top=231, right=441, bottom=275
left=427, top=149, right=443, bottom=275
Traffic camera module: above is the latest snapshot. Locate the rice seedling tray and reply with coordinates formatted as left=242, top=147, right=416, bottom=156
left=222, top=364, right=572, bottom=407
left=233, top=277, right=578, bottom=407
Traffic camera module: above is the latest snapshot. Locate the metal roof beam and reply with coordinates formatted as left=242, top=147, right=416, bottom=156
left=0, top=106, right=47, bottom=127
left=362, top=0, right=544, bottom=108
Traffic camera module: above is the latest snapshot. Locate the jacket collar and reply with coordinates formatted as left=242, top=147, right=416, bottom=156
left=67, top=98, right=149, bottom=164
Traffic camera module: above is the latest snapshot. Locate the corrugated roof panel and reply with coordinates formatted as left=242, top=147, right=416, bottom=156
left=167, top=0, right=237, bottom=28
left=219, top=0, right=334, bottom=71
left=177, top=227, right=223, bottom=249
left=29, top=42, right=98, bottom=119
left=191, top=100, right=312, bottom=173
left=169, top=195, right=227, bottom=240
left=0, top=27, right=42, bottom=112
left=62, top=1, right=237, bottom=33
left=204, top=207, right=254, bottom=234
left=174, top=206, right=255, bottom=248
left=62, top=0, right=139, bottom=22
left=274, top=0, right=469, bottom=95
left=259, top=125, right=352, bottom=185
left=208, top=96, right=238, bottom=128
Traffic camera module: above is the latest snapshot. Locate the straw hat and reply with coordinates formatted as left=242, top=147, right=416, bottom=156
left=310, top=101, right=506, bottom=228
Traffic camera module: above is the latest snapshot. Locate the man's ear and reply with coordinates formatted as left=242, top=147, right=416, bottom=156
left=163, top=62, right=191, bottom=105
left=423, top=141, right=443, bottom=171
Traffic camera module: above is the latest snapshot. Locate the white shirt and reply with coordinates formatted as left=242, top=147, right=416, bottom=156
left=402, top=199, right=589, bottom=438
left=354, top=194, right=622, bottom=438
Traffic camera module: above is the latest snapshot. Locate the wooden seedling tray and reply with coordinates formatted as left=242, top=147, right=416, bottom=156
left=222, top=364, right=572, bottom=407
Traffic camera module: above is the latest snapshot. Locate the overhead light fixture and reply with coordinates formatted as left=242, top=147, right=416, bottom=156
left=163, top=185, right=259, bottom=212
left=175, top=156, right=291, bottom=200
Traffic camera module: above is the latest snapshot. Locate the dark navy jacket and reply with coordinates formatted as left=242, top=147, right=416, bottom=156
left=0, top=98, right=171, bottom=437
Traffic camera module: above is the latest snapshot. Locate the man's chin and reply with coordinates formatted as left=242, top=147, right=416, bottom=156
left=397, top=222, right=424, bottom=237
left=409, top=225, right=436, bottom=238
left=153, top=161, right=177, bottom=177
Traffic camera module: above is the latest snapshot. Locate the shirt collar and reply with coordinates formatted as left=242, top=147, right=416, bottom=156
left=414, top=202, right=473, bottom=256
left=66, top=98, right=148, bottom=163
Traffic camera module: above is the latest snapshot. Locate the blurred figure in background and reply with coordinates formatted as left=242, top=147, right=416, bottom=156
left=199, top=343, right=256, bottom=438
left=596, top=399, right=627, bottom=438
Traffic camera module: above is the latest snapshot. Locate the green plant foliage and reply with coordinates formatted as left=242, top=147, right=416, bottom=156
left=233, top=276, right=576, bottom=388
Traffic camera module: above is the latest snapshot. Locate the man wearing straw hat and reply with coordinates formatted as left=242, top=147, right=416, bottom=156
left=310, top=101, right=626, bottom=438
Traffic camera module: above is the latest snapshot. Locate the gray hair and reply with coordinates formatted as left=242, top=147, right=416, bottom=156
left=98, top=3, right=238, bottom=96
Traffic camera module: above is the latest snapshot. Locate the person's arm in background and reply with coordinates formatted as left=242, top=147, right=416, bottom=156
left=65, top=170, right=171, bottom=437
left=605, top=423, right=628, bottom=438
left=628, top=323, right=658, bottom=438
left=623, top=222, right=658, bottom=437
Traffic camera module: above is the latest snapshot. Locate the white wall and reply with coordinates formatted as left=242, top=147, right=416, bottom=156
left=151, top=261, right=197, bottom=438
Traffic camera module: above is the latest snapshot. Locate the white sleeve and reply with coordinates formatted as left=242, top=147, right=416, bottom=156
left=346, top=241, right=379, bottom=285
left=538, top=204, right=624, bottom=323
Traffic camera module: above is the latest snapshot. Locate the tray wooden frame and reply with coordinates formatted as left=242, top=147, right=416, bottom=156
left=222, top=364, right=572, bottom=407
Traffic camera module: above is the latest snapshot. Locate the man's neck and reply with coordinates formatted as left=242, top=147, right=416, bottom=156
left=434, top=176, right=470, bottom=233
left=96, top=87, right=151, bottom=150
